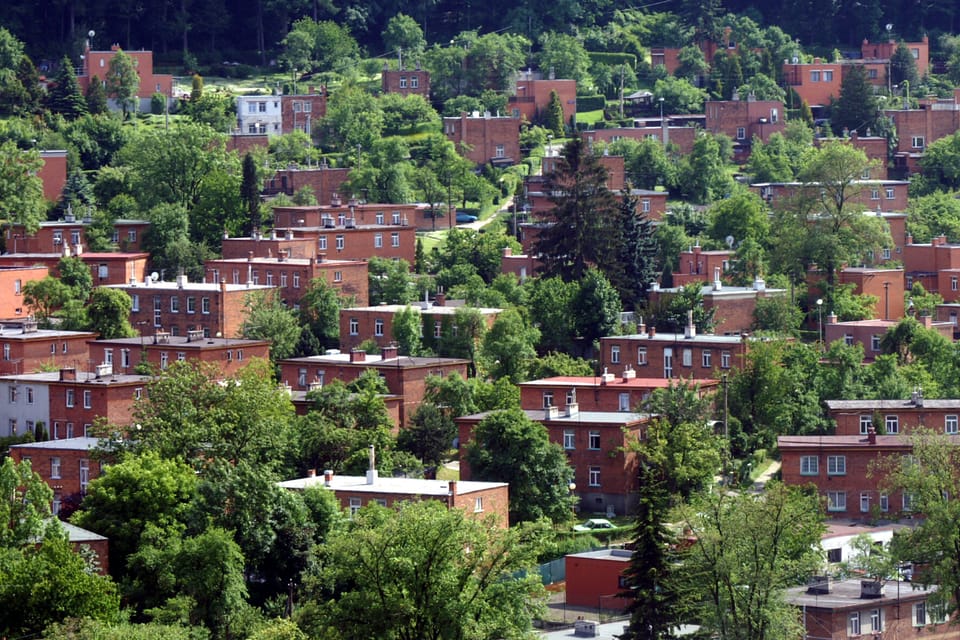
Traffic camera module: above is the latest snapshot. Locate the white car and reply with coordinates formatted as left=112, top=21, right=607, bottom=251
left=573, top=518, right=617, bottom=532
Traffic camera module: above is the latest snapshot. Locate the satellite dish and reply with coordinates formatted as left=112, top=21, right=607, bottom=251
left=725, top=235, right=735, bottom=249
left=150, top=272, right=159, bottom=282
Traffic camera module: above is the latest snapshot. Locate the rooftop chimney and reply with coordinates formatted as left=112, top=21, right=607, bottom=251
left=324, top=469, right=333, bottom=486
left=59, top=367, right=76, bottom=381
left=350, top=348, right=366, bottom=363
left=713, top=267, right=722, bottom=291
left=381, top=343, right=399, bottom=360
left=366, top=445, right=378, bottom=484
left=684, top=310, right=696, bottom=339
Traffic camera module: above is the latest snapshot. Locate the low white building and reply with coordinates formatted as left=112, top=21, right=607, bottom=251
left=237, top=94, right=283, bottom=136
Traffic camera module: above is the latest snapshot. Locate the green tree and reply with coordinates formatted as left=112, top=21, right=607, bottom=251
left=651, top=283, right=715, bottom=334
left=677, top=483, right=825, bottom=640
left=654, top=76, right=707, bottom=115
left=23, top=277, right=72, bottom=326
left=544, top=89, right=564, bottom=136
left=481, top=308, right=540, bottom=383
left=382, top=13, right=426, bottom=55
left=240, top=291, right=300, bottom=362
left=676, top=132, right=733, bottom=204
left=310, top=500, right=545, bottom=639
left=537, top=32, right=592, bottom=85
left=299, top=277, right=345, bottom=350
left=466, top=408, right=576, bottom=524
left=85, top=76, right=108, bottom=114
left=906, top=191, right=960, bottom=241
left=525, top=276, right=578, bottom=353
left=890, top=42, right=919, bottom=87
left=535, top=136, right=621, bottom=281
left=88, top=288, right=136, bottom=338
left=0, top=457, right=55, bottom=549
left=47, top=55, right=88, bottom=119
left=753, top=296, right=803, bottom=334
left=622, top=137, right=675, bottom=190
left=707, top=188, right=769, bottom=247
left=391, top=305, right=422, bottom=356
left=368, top=257, right=415, bottom=305
left=321, top=84, right=384, bottom=153
left=240, top=153, right=261, bottom=236
left=830, top=65, right=876, bottom=136
left=105, top=48, right=140, bottom=118
left=917, top=132, right=960, bottom=194
left=573, top=268, right=622, bottom=345
left=0, top=140, right=45, bottom=234
left=397, top=403, right=455, bottom=468
left=527, top=352, right=594, bottom=379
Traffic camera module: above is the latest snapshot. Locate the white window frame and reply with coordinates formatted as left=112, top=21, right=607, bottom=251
left=50, top=457, right=61, bottom=479
left=588, top=431, right=601, bottom=450
left=885, top=415, right=899, bottom=434
left=848, top=612, right=860, bottom=637
left=637, top=347, right=647, bottom=365
left=702, top=350, right=712, bottom=368
left=859, top=415, right=872, bottom=434
left=563, top=430, right=575, bottom=449
left=610, top=345, right=620, bottom=364
left=588, top=466, right=601, bottom=487
left=946, top=415, right=959, bottom=435
left=827, top=491, right=846, bottom=512
left=800, top=456, right=818, bottom=476
left=827, top=455, right=846, bottom=475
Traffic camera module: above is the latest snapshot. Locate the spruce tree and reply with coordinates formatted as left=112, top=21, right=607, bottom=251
left=890, top=42, right=919, bottom=88
left=615, top=191, right=660, bottom=308
left=46, top=56, right=87, bottom=119
left=15, top=55, right=42, bottom=115
left=619, top=458, right=681, bottom=640
left=544, top=89, right=564, bottom=136
left=85, top=76, right=108, bottom=114
left=831, top=65, right=876, bottom=136
left=240, top=153, right=261, bottom=236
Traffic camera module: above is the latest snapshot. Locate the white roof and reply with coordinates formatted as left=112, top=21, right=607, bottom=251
left=278, top=474, right=506, bottom=496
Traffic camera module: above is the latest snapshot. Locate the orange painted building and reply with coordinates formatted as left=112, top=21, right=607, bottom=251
left=77, top=45, right=175, bottom=106
left=861, top=37, right=930, bottom=78
left=508, top=74, right=576, bottom=126
left=279, top=472, right=509, bottom=527
left=38, top=151, right=68, bottom=202
left=88, top=333, right=271, bottom=377
left=782, top=59, right=844, bottom=107
left=903, top=235, right=960, bottom=302
left=0, top=266, right=48, bottom=318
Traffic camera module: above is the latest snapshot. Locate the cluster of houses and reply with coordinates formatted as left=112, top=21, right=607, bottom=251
left=18, top=38, right=960, bottom=633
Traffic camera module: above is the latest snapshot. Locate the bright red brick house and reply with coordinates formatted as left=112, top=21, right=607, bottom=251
left=77, top=45, right=175, bottom=110
left=507, top=73, right=576, bottom=125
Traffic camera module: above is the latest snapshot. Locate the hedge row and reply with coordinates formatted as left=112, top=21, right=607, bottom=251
left=588, top=52, right=638, bottom=69
left=576, top=95, right=606, bottom=112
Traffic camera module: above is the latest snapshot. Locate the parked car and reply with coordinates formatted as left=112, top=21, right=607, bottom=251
left=573, top=518, right=617, bottom=532
left=456, top=212, right=478, bottom=224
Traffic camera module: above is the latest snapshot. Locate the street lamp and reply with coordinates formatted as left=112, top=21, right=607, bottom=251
left=546, top=133, right=553, bottom=157
left=816, top=298, right=824, bottom=348
left=658, top=97, right=667, bottom=146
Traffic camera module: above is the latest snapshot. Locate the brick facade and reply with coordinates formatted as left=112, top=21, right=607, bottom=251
left=9, top=437, right=103, bottom=517
left=205, top=255, right=368, bottom=307
left=7, top=218, right=149, bottom=254
left=753, top=180, right=909, bottom=213
left=38, top=150, right=67, bottom=202
left=381, top=68, right=430, bottom=98
left=78, top=45, right=174, bottom=102
left=507, top=75, right=576, bottom=126
left=281, top=87, right=327, bottom=134
left=88, top=334, right=271, bottom=377
left=672, top=246, right=734, bottom=287
left=704, top=99, right=785, bottom=162
left=599, top=328, right=749, bottom=379
left=519, top=373, right=719, bottom=413
left=836, top=268, right=906, bottom=320
left=338, top=302, right=501, bottom=352
left=0, top=266, right=47, bottom=317
left=0, top=253, right=149, bottom=288
left=581, top=126, right=697, bottom=156
left=0, top=323, right=95, bottom=376
left=565, top=549, right=632, bottom=610
left=648, top=280, right=787, bottom=336
left=262, top=165, right=350, bottom=200
left=442, top=113, right=521, bottom=166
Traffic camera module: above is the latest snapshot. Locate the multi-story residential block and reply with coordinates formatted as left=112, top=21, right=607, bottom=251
left=278, top=344, right=469, bottom=426
left=827, top=396, right=960, bottom=437
left=236, top=94, right=283, bottom=135
left=338, top=300, right=502, bottom=352
left=381, top=64, right=430, bottom=99
left=507, top=72, right=576, bottom=125
left=786, top=578, right=947, bottom=640
left=862, top=36, right=930, bottom=77
left=104, top=276, right=275, bottom=339
left=6, top=214, right=149, bottom=254
left=88, top=333, right=271, bottom=377
left=704, top=98, right=785, bottom=161
left=822, top=317, right=952, bottom=361
left=599, top=322, right=750, bottom=379
left=834, top=267, right=906, bottom=321
left=648, top=276, right=787, bottom=336
left=76, top=44, right=175, bottom=111
left=581, top=125, right=698, bottom=156
left=902, top=235, right=960, bottom=302
left=38, top=150, right=67, bottom=202
left=782, top=59, right=845, bottom=108
left=279, top=469, right=509, bottom=527
left=457, top=406, right=650, bottom=515
left=672, top=245, right=734, bottom=287
left=442, top=112, right=521, bottom=166
left=281, top=86, right=327, bottom=134
left=205, top=253, right=368, bottom=307
left=0, top=266, right=47, bottom=317
left=0, top=252, right=149, bottom=287
left=9, top=437, right=103, bottom=517
left=752, top=180, right=909, bottom=212
left=262, top=164, right=350, bottom=200
left=0, top=321, right=95, bottom=376
left=519, top=371, right=718, bottom=413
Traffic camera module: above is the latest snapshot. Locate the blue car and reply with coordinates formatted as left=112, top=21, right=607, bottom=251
left=456, top=212, right=478, bottom=224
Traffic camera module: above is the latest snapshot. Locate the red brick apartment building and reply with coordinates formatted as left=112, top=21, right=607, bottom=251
left=862, top=37, right=930, bottom=77
left=9, top=437, right=103, bottom=518
left=782, top=59, right=844, bottom=107
left=88, top=333, right=271, bottom=377
left=381, top=64, right=430, bottom=98
left=39, top=150, right=67, bottom=202
left=7, top=216, right=150, bottom=254
left=221, top=228, right=317, bottom=260
left=0, top=252, right=149, bottom=287
left=271, top=206, right=418, bottom=262
left=835, top=267, right=906, bottom=320
left=599, top=323, right=749, bottom=380
left=442, top=112, right=521, bottom=166
left=704, top=98, right=785, bottom=162
left=884, top=89, right=960, bottom=176
left=0, top=266, right=47, bottom=317
left=581, top=125, right=697, bottom=156
left=281, top=86, right=327, bottom=134
left=507, top=73, right=576, bottom=125
left=0, top=321, right=95, bottom=376
left=648, top=277, right=787, bottom=335
left=672, top=246, right=734, bottom=287
left=105, top=276, right=275, bottom=339
left=278, top=345, right=469, bottom=426
left=786, top=578, right=949, bottom=640
left=752, top=180, right=910, bottom=212
left=519, top=372, right=719, bottom=413
left=901, top=235, right=960, bottom=302
left=457, top=407, right=650, bottom=515
left=77, top=45, right=174, bottom=107
left=339, top=302, right=502, bottom=352
left=279, top=471, right=509, bottom=527
left=823, top=317, right=953, bottom=361
left=262, top=164, right=350, bottom=200
left=205, top=254, right=368, bottom=307
left=274, top=198, right=431, bottom=235
left=565, top=548, right=632, bottom=610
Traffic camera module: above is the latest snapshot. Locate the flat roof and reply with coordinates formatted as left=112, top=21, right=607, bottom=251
left=823, top=521, right=910, bottom=540
left=343, top=304, right=503, bottom=315
left=567, top=548, right=633, bottom=561
left=281, top=353, right=469, bottom=367
left=459, top=409, right=649, bottom=426
left=108, top=281, right=275, bottom=292
left=520, top=376, right=718, bottom=389
left=826, top=399, right=960, bottom=410
left=785, top=579, right=933, bottom=610
left=208, top=257, right=365, bottom=266
left=606, top=332, right=746, bottom=344
left=278, top=474, right=506, bottom=495
left=0, top=328, right=97, bottom=340
left=0, top=371, right=151, bottom=385
left=11, top=436, right=101, bottom=452
left=95, top=335, right=270, bottom=348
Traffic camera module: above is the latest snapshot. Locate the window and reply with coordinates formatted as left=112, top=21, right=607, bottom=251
left=885, top=188, right=895, bottom=199
left=495, top=144, right=505, bottom=158
left=826, top=548, right=842, bottom=562
left=201, top=297, right=210, bottom=314
left=375, top=498, right=387, bottom=507
left=871, top=335, right=881, bottom=351
left=336, top=235, right=344, bottom=250
left=827, top=455, right=846, bottom=475
left=185, top=296, right=195, bottom=314
left=66, top=389, right=74, bottom=408
left=258, top=101, right=266, bottom=112
left=880, top=493, right=889, bottom=512
left=266, top=272, right=274, bottom=286
left=619, top=393, right=630, bottom=412
left=823, top=70, right=833, bottom=81
left=903, top=493, right=914, bottom=512
left=870, top=189, right=880, bottom=200
left=334, top=271, right=342, bottom=282
left=611, top=345, right=620, bottom=364
left=411, top=76, right=419, bottom=89
left=293, top=273, right=300, bottom=289
left=720, top=351, right=731, bottom=368
left=160, top=352, right=168, bottom=369
left=885, top=415, right=899, bottom=434
left=827, top=491, right=846, bottom=511
left=770, top=108, right=778, bottom=123
left=588, top=466, right=601, bottom=487
left=374, top=233, right=383, bottom=248
left=542, top=391, right=554, bottom=408
left=134, top=387, right=142, bottom=400
left=79, top=459, right=89, bottom=495
left=128, top=229, right=136, bottom=242
left=391, top=232, right=400, bottom=247
left=954, top=276, right=959, bottom=292
left=914, top=602, right=927, bottom=627
left=589, top=431, right=601, bottom=450
left=870, top=609, right=882, bottom=632
left=279, top=272, right=288, bottom=288
left=849, top=612, right=861, bottom=636
left=474, top=497, right=483, bottom=512
left=177, top=352, right=186, bottom=362
left=663, top=348, right=673, bottom=378
left=319, top=236, right=328, bottom=250
left=800, top=456, right=819, bottom=475
left=861, top=492, right=871, bottom=513
left=66, top=423, right=73, bottom=438
left=392, top=211, right=401, bottom=224
left=868, top=68, right=878, bottom=79
left=131, top=294, right=140, bottom=312
left=399, top=76, right=407, bottom=88
left=641, top=199, right=651, bottom=212
left=170, top=296, right=179, bottom=313
left=810, top=70, right=821, bottom=82
left=14, top=279, right=21, bottom=294
left=50, top=457, right=61, bottom=479
left=563, top=430, right=575, bottom=449
left=349, top=318, right=359, bottom=335
left=7, top=386, right=16, bottom=403
left=349, top=497, right=362, bottom=517
left=946, top=415, right=958, bottom=435
left=374, top=319, right=384, bottom=336
left=637, top=347, right=647, bottom=365
left=52, top=491, right=61, bottom=515
left=736, top=127, right=745, bottom=140
left=82, top=390, right=91, bottom=409
left=682, top=349, right=692, bottom=367
left=26, top=387, right=33, bottom=405
left=859, top=415, right=872, bottom=434
left=912, top=136, right=925, bottom=149
left=702, top=350, right=712, bottom=367
left=2, top=344, right=7, bottom=360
